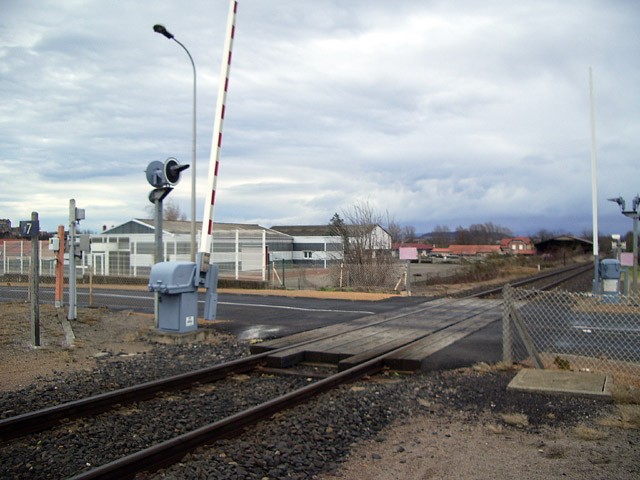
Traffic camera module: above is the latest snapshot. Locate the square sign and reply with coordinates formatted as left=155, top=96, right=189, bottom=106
left=19, top=220, right=39, bottom=238
left=399, top=247, right=418, bottom=261
left=620, top=252, right=634, bottom=267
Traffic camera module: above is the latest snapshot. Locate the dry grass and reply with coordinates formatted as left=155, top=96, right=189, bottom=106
left=472, top=361, right=521, bottom=373
left=610, top=383, right=640, bottom=404
left=573, top=425, right=609, bottom=440
left=597, top=404, right=640, bottom=430
left=500, top=413, right=529, bottom=428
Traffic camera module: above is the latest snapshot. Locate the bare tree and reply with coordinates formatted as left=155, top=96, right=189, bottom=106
left=386, top=219, right=403, bottom=244
left=402, top=225, right=417, bottom=243
left=164, top=200, right=187, bottom=221
left=328, top=213, right=349, bottom=251
left=145, top=199, right=187, bottom=221
left=455, top=225, right=470, bottom=245
left=455, top=222, right=512, bottom=245
left=533, top=229, right=558, bottom=242
left=383, top=213, right=417, bottom=244
left=430, top=225, right=451, bottom=247
left=328, top=200, right=398, bottom=288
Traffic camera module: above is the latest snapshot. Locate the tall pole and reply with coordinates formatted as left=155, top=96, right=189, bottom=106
left=589, top=67, right=600, bottom=294
left=174, top=40, right=197, bottom=262
left=153, top=25, right=197, bottom=262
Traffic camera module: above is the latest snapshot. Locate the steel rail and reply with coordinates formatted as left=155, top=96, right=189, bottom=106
left=1, top=263, right=590, bottom=443
left=0, top=299, right=455, bottom=443
left=532, top=263, right=593, bottom=291
left=67, top=340, right=412, bottom=480
left=0, top=354, right=264, bottom=443
left=67, top=263, right=592, bottom=479
left=470, top=262, right=592, bottom=298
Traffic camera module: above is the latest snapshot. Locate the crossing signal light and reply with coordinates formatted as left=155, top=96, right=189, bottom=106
left=145, top=157, right=189, bottom=188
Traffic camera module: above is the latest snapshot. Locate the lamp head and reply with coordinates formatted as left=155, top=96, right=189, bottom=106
left=153, top=24, right=174, bottom=39
left=607, top=196, right=626, bottom=211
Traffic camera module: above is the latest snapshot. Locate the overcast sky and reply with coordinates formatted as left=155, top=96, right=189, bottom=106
left=2, top=0, right=639, bottom=237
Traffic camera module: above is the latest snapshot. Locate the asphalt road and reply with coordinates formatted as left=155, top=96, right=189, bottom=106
left=0, top=284, right=501, bottom=369
left=0, top=284, right=428, bottom=336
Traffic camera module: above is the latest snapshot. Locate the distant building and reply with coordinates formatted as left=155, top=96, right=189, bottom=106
left=429, top=237, right=537, bottom=260
left=392, top=243, right=434, bottom=260
left=535, top=236, right=592, bottom=257
left=500, top=237, right=536, bottom=255
left=270, top=224, right=393, bottom=266
left=269, top=225, right=343, bottom=266
left=93, top=219, right=292, bottom=278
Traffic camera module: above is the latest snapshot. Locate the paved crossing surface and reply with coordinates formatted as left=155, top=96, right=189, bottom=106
left=251, top=298, right=503, bottom=371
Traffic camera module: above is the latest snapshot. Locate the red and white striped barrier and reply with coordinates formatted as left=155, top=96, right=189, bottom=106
left=200, top=0, right=238, bottom=258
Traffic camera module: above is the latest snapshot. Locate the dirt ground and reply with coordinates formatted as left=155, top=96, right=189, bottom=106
left=0, top=302, right=155, bottom=392
left=1, top=294, right=638, bottom=479
left=320, top=405, right=640, bottom=480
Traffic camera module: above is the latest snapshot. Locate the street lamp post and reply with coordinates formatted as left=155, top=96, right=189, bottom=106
left=153, top=24, right=197, bottom=262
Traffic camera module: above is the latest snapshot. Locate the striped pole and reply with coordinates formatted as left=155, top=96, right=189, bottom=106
left=199, top=0, right=238, bottom=258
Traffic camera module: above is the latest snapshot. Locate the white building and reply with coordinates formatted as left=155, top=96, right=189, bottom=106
left=269, top=225, right=343, bottom=267
left=270, top=224, right=392, bottom=266
left=92, top=219, right=293, bottom=280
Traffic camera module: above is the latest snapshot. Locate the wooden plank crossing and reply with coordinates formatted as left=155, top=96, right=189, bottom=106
left=251, top=298, right=503, bottom=371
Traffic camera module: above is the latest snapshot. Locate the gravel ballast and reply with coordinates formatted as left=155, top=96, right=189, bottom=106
left=1, top=273, right=638, bottom=480
left=0, top=342, right=626, bottom=479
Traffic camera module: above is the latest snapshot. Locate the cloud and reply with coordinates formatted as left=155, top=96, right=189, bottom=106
left=1, top=0, right=638, bottom=238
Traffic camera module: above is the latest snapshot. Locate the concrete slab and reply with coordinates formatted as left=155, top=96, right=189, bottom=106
left=507, top=369, right=613, bottom=400
left=141, top=327, right=219, bottom=345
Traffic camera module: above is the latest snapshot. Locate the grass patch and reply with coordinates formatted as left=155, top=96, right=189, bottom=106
left=573, top=425, right=608, bottom=440
left=597, top=404, right=640, bottom=430
left=500, top=413, right=529, bottom=428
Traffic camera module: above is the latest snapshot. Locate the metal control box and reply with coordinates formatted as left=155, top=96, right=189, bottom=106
left=149, top=261, right=198, bottom=332
left=600, top=259, right=621, bottom=280
left=599, top=259, right=621, bottom=303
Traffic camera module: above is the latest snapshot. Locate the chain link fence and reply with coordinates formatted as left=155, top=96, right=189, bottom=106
left=503, top=284, right=640, bottom=385
left=1, top=239, right=410, bottom=311
left=266, top=261, right=406, bottom=290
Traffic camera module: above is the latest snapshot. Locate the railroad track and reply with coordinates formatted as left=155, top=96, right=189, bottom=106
left=460, top=262, right=593, bottom=298
left=0, top=347, right=401, bottom=479
left=0, top=262, right=594, bottom=479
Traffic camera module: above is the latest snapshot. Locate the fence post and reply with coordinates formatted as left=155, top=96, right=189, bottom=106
left=68, top=200, right=77, bottom=321
left=235, top=229, right=240, bottom=280
left=30, top=212, right=41, bottom=347
left=55, top=225, right=64, bottom=307
left=262, top=230, right=267, bottom=281
left=511, top=303, right=544, bottom=369
left=282, top=258, right=285, bottom=289
left=502, top=284, right=512, bottom=365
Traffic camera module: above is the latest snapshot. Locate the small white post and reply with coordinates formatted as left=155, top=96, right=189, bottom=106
left=262, top=230, right=267, bottom=281
left=235, top=229, right=240, bottom=280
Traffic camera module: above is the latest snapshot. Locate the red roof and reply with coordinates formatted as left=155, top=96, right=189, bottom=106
left=431, top=245, right=501, bottom=255
left=393, top=243, right=434, bottom=250
left=500, top=237, right=533, bottom=248
left=448, top=245, right=502, bottom=256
